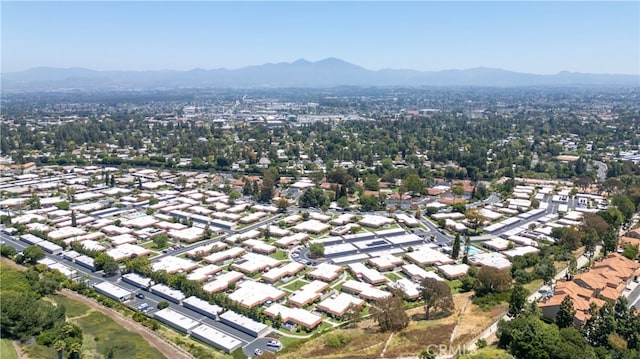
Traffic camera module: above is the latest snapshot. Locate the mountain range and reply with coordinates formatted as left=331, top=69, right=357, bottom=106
left=2, top=58, right=638, bottom=91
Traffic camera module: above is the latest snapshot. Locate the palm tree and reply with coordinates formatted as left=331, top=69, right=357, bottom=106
left=68, top=342, right=82, bottom=359
left=54, top=340, right=66, bottom=359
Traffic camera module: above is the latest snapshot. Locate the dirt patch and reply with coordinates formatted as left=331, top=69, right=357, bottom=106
left=12, top=341, right=29, bottom=359
left=451, top=292, right=508, bottom=346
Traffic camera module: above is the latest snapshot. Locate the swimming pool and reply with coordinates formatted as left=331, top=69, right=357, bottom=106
left=466, top=246, right=484, bottom=255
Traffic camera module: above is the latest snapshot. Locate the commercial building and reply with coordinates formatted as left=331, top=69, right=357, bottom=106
left=93, top=282, right=132, bottom=302
left=190, top=324, right=243, bottom=353
left=150, top=283, right=186, bottom=303
left=75, top=255, right=95, bottom=271
left=182, top=296, right=223, bottom=320
left=122, top=273, right=153, bottom=290
left=154, top=308, right=200, bottom=333
left=36, top=240, right=63, bottom=255
left=219, top=310, right=270, bottom=338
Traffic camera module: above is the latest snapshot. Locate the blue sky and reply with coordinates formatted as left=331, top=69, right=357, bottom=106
left=2, top=1, right=639, bottom=74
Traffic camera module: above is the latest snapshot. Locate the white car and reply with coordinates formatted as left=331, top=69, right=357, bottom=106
left=254, top=348, right=263, bottom=356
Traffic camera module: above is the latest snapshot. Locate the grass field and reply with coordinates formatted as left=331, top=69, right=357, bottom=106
left=63, top=299, right=166, bottom=359
left=22, top=295, right=167, bottom=359
left=1, top=339, right=18, bottom=359
left=271, top=250, right=289, bottom=260
left=282, top=279, right=309, bottom=291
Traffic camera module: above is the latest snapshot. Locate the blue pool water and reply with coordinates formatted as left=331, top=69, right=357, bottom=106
left=466, top=246, right=483, bottom=255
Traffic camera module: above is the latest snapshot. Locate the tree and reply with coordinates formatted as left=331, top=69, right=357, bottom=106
left=34, top=272, right=63, bottom=296
left=337, top=196, right=350, bottom=209
left=259, top=171, right=277, bottom=203
left=276, top=197, right=290, bottom=212
left=508, top=283, right=527, bottom=317
left=152, top=234, right=169, bottom=249
left=421, top=278, right=454, bottom=319
left=359, top=194, right=382, bottom=211
left=68, top=341, right=82, bottom=359
left=364, top=174, right=380, bottom=191
left=535, top=258, right=556, bottom=286
left=370, top=290, right=409, bottom=331
left=452, top=233, right=461, bottom=259
left=157, top=301, right=169, bottom=309
left=102, top=260, right=120, bottom=277
left=309, top=243, right=324, bottom=258
left=94, top=253, right=116, bottom=273
left=23, top=245, right=46, bottom=264
left=54, top=340, right=66, bottom=359
left=451, top=183, right=465, bottom=198
left=0, top=244, right=16, bottom=258
left=403, top=174, right=425, bottom=195
left=612, top=194, right=635, bottom=223
left=71, top=211, right=77, bottom=227
left=343, top=302, right=363, bottom=327
left=556, top=295, right=576, bottom=328
left=228, top=190, right=241, bottom=204
left=622, top=243, right=638, bottom=260
left=475, top=266, right=512, bottom=296
left=299, top=188, right=329, bottom=208
left=27, top=193, right=41, bottom=210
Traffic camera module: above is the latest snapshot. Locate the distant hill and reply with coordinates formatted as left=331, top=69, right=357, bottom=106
left=2, top=58, right=638, bottom=91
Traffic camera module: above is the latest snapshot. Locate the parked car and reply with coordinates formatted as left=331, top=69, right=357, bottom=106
left=254, top=348, right=263, bottom=356
left=136, top=293, right=145, bottom=299
left=267, top=340, right=281, bottom=348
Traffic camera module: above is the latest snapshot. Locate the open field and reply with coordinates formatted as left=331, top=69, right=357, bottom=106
left=1, top=339, right=19, bottom=359
left=278, top=292, right=504, bottom=358
left=22, top=295, right=167, bottom=359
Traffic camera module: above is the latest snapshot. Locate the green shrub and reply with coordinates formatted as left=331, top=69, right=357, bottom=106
left=325, top=333, right=350, bottom=348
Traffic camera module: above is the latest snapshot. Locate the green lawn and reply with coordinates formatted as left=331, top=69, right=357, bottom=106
left=271, top=250, right=289, bottom=260
left=384, top=272, right=403, bottom=281
left=448, top=279, right=463, bottom=294
left=283, top=279, right=309, bottom=291
left=1, top=339, right=18, bottom=359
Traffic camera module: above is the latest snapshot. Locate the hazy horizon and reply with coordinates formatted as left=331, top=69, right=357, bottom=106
left=2, top=1, right=639, bottom=75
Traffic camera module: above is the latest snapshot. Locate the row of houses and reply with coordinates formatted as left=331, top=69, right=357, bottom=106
left=540, top=253, right=640, bottom=326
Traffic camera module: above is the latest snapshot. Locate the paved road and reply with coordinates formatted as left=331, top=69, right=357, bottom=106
left=592, top=160, right=608, bottom=183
